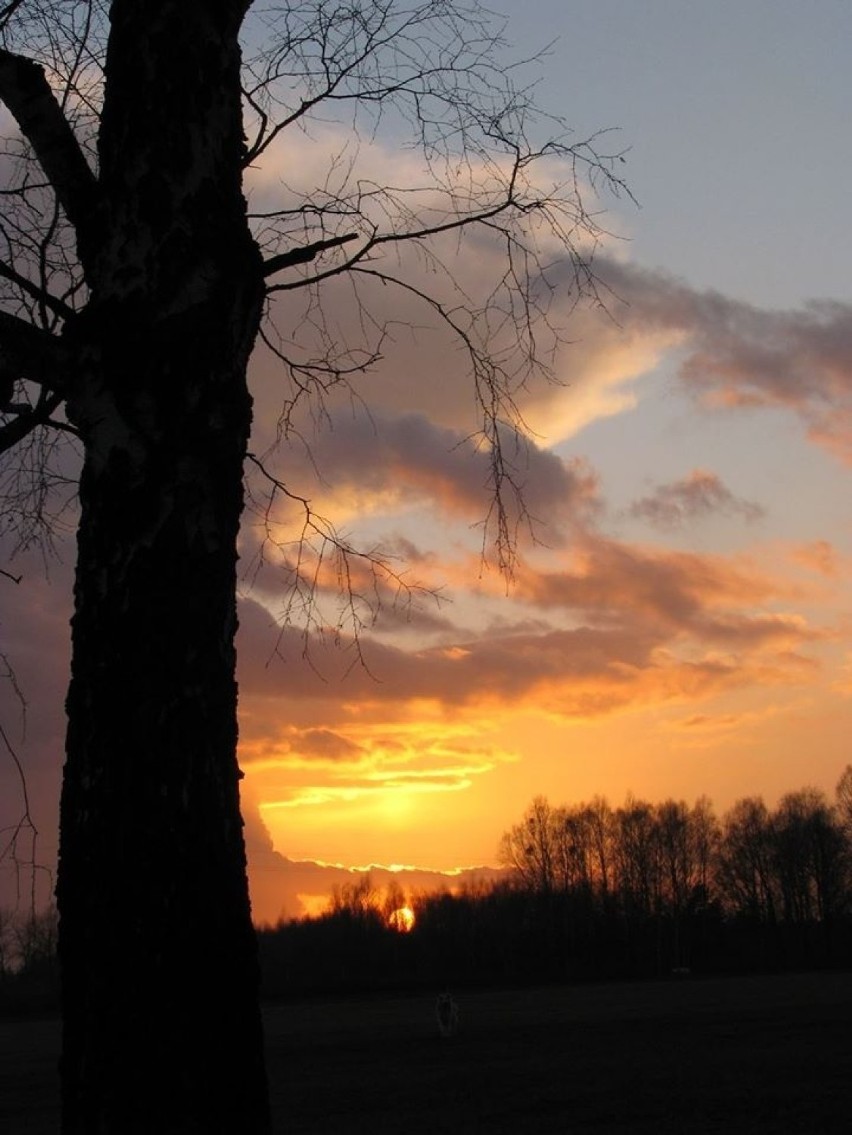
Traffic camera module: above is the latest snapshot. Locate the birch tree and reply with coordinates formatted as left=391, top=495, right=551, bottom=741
left=0, top=1, right=624, bottom=1130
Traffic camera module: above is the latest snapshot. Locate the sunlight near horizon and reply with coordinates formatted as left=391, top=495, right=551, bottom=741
left=387, top=906, right=416, bottom=933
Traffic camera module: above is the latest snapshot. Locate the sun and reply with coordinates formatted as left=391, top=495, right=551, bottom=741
left=387, top=906, right=416, bottom=933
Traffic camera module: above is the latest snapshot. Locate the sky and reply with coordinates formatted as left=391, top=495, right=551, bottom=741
left=3, top=1, right=852, bottom=923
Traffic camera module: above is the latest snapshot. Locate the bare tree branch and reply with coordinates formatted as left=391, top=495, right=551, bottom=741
left=0, top=645, right=50, bottom=914
left=245, top=449, right=437, bottom=666
left=0, top=306, right=66, bottom=389
left=0, top=1, right=27, bottom=34
left=0, top=254, right=73, bottom=318
left=262, top=231, right=359, bottom=277
left=0, top=46, right=99, bottom=261
left=0, top=387, right=63, bottom=455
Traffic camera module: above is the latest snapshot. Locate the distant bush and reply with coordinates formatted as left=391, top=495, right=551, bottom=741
left=0, top=905, right=59, bottom=1017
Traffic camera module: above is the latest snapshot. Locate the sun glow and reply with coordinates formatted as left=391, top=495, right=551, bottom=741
left=387, top=906, right=416, bottom=933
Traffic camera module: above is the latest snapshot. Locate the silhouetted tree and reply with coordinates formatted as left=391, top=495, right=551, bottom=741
left=654, top=797, right=719, bottom=968
left=585, top=795, right=616, bottom=901
left=614, top=795, right=661, bottom=921
left=12, top=902, right=57, bottom=978
left=716, top=796, right=778, bottom=924
left=772, top=789, right=847, bottom=930
left=836, top=764, right=852, bottom=840
left=0, top=4, right=624, bottom=1128
left=331, top=872, right=380, bottom=923
left=0, top=905, right=14, bottom=979
left=381, top=878, right=408, bottom=926
left=499, top=795, right=559, bottom=893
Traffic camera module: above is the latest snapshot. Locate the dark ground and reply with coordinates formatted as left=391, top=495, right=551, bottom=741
left=3, top=971, right=851, bottom=1133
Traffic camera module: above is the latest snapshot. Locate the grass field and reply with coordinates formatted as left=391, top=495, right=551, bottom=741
left=3, top=971, right=851, bottom=1132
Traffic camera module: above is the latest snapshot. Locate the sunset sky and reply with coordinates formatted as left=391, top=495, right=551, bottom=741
left=3, top=1, right=852, bottom=923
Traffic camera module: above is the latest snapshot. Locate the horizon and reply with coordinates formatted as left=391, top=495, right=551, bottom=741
left=245, top=770, right=850, bottom=925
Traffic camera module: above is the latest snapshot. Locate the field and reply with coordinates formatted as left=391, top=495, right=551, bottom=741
left=3, top=971, right=851, bottom=1133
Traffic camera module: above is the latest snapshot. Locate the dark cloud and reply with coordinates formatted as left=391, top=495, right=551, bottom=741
left=594, top=258, right=852, bottom=463
left=628, top=469, right=764, bottom=530
left=246, top=409, right=602, bottom=539
left=516, top=537, right=772, bottom=625
left=292, top=728, right=363, bottom=762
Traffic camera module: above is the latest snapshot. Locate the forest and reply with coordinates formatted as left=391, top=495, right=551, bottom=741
left=3, top=766, right=852, bottom=1014
left=259, top=767, right=852, bottom=997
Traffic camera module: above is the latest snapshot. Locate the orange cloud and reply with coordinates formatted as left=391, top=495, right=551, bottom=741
left=790, top=539, right=843, bottom=578
left=238, top=591, right=820, bottom=735
left=511, top=536, right=801, bottom=627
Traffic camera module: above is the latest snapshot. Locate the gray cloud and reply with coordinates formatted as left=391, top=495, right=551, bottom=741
left=594, top=258, right=852, bottom=463
left=628, top=469, right=765, bottom=529
left=295, top=728, right=364, bottom=762
left=247, top=408, right=602, bottom=542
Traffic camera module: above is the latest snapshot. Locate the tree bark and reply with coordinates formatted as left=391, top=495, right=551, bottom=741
left=56, top=4, right=270, bottom=1131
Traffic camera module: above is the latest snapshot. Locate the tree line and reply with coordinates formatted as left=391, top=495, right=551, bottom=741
left=257, top=768, right=852, bottom=996
left=493, top=773, right=852, bottom=977
left=4, top=768, right=851, bottom=1015
left=0, top=904, right=57, bottom=1014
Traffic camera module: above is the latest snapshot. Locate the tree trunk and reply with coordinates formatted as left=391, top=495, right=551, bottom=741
left=56, top=4, right=270, bottom=1131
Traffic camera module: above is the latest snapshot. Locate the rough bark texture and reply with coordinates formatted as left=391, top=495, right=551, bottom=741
left=56, top=3, right=270, bottom=1131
